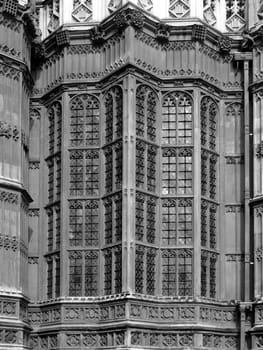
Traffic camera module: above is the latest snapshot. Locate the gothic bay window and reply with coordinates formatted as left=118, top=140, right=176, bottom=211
left=136, top=140, right=157, bottom=193
left=104, top=147, right=113, bottom=193
left=209, top=155, right=217, bottom=200
left=135, top=192, right=156, bottom=244
left=103, top=246, right=122, bottom=295
left=162, top=199, right=193, bottom=246
left=55, top=205, right=61, bottom=249
left=162, top=148, right=193, bottom=195
left=135, top=245, right=156, bottom=295
left=104, top=249, right=112, bottom=295
left=69, top=252, right=82, bottom=296
left=115, top=142, right=123, bottom=191
left=104, top=86, right=123, bottom=143
left=70, top=150, right=100, bottom=196
left=136, top=85, right=157, bottom=142
left=162, top=92, right=193, bottom=145
left=85, top=201, right=99, bottom=246
left=47, top=257, right=53, bottom=299
left=104, top=195, right=122, bottom=244
left=104, top=198, right=113, bottom=244
left=85, top=251, right=99, bottom=296
left=200, top=96, right=218, bottom=151
left=86, top=150, right=99, bottom=195
left=70, top=94, right=100, bottom=147
left=201, top=250, right=218, bottom=298
left=69, top=250, right=99, bottom=296
left=225, top=0, right=246, bottom=31
left=162, top=249, right=193, bottom=296
left=48, top=101, right=62, bottom=154
left=46, top=253, right=60, bottom=299
left=69, top=201, right=83, bottom=246
left=69, top=200, right=99, bottom=247
left=47, top=208, right=54, bottom=252
left=201, top=200, right=218, bottom=249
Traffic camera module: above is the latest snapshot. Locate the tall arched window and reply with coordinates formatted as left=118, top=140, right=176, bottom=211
left=162, top=92, right=193, bottom=145
left=136, top=85, right=157, bottom=142
left=70, top=94, right=100, bottom=147
left=105, top=86, right=123, bottom=143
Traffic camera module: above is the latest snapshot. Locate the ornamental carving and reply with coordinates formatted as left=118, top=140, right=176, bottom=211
left=225, top=0, right=246, bottom=32
left=72, top=0, right=92, bottom=22
left=108, top=0, right=122, bottom=13
left=114, top=9, right=144, bottom=30
left=256, top=247, right=263, bottom=261
left=0, top=14, right=21, bottom=33
left=0, top=191, right=18, bottom=204
left=256, top=141, right=263, bottom=158
left=155, top=23, right=170, bottom=43
left=203, top=0, right=216, bottom=26
left=169, top=0, right=190, bottom=18
left=218, top=36, right=232, bottom=54
left=0, top=121, right=20, bottom=140
left=90, top=26, right=105, bottom=46
left=137, top=0, right=153, bottom=11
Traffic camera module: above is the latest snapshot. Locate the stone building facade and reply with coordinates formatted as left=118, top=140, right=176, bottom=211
left=0, top=0, right=263, bottom=349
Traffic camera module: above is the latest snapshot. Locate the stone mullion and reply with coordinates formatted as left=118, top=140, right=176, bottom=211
left=193, top=89, right=201, bottom=298
left=123, top=73, right=136, bottom=293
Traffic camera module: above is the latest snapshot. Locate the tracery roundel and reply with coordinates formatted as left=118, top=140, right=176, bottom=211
left=162, top=92, right=193, bottom=145
left=136, top=85, right=157, bottom=142
left=70, top=94, right=100, bottom=147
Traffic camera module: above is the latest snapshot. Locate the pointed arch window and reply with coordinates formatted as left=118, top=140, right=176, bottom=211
left=162, top=92, right=193, bottom=145
left=70, top=94, right=100, bottom=147
left=136, top=85, right=157, bottom=142
left=105, top=86, right=123, bottom=143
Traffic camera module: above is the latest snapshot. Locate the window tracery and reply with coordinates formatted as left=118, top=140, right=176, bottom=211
left=169, top=0, right=190, bottom=18
left=72, top=0, right=92, bottom=22
left=70, top=94, right=100, bottom=147
left=135, top=192, right=156, bottom=244
left=105, top=86, right=123, bottom=143
left=69, top=250, right=99, bottom=296
left=162, top=199, right=193, bottom=246
left=136, top=141, right=157, bottom=193
left=69, top=200, right=99, bottom=247
left=161, top=249, right=193, bottom=296
left=203, top=0, right=216, bottom=26
left=225, top=0, right=246, bottom=32
left=162, top=148, right=193, bottom=195
left=135, top=245, right=156, bottom=295
left=162, top=92, right=192, bottom=145
left=47, top=0, right=60, bottom=33
left=136, top=85, right=157, bottom=142
left=200, top=97, right=217, bottom=151
left=69, top=150, right=100, bottom=196
left=137, top=0, right=153, bottom=11
left=201, top=250, right=217, bottom=298
left=104, top=246, right=122, bottom=295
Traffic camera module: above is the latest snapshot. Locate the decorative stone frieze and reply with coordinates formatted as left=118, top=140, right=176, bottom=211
left=0, top=299, right=17, bottom=316
left=0, top=191, right=19, bottom=204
